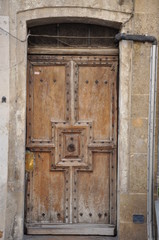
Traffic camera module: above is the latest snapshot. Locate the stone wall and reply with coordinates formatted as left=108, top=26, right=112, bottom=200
left=0, top=0, right=159, bottom=239
left=118, top=41, right=151, bottom=240
left=118, top=1, right=159, bottom=239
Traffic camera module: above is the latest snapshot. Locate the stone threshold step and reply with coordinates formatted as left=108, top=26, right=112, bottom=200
left=24, top=236, right=118, bottom=240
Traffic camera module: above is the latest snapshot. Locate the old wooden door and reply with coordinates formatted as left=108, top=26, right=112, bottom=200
left=25, top=54, right=118, bottom=235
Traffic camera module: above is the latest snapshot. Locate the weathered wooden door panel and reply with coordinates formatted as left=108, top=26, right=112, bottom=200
left=77, top=152, right=110, bottom=224
left=26, top=55, right=118, bottom=235
left=78, top=66, right=112, bottom=140
left=27, top=152, right=65, bottom=223
left=27, top=64, right=66, bottom=143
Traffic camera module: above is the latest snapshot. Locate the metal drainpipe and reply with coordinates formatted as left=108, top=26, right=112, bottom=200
left=148, top=43, right=158, bottom=240
left=115, top=33, right=158, bottom=240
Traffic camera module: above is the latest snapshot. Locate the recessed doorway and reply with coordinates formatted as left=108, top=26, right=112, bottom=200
left=25, top=23, right=118, bottom=236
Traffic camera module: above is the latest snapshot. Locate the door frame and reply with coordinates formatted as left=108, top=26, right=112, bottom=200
left=5, top=7, right=133, bottom=239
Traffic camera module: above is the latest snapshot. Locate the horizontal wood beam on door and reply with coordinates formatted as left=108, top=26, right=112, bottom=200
left=28, top=47, right=118, bottom=56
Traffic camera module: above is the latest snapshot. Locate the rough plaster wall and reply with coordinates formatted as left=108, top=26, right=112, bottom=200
left=0, top=0, right=8, bottom=16
left=11, top=0, right=133, bottom=14
left=0, top=16, right=9, bottom=240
